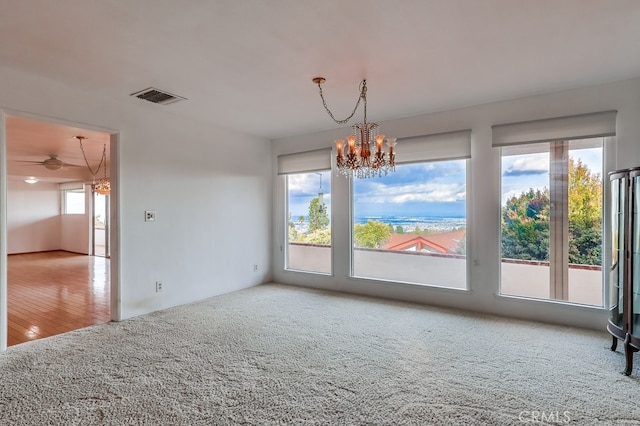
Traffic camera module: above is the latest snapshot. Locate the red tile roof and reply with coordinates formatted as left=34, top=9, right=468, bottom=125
left=383, top=229, right=465, bottom=253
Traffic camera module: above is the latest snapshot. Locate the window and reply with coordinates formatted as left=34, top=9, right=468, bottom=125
left=63, top=189, right=85, bottom=214
left=279, top=149, right=332, bottom=274
left=350, top=130, right=470, bottom=289
left=494, top=111, right=616, bottom=306
left=500, top=139, right=604, bottom=305
left=285, top=171, right=332, bottom=273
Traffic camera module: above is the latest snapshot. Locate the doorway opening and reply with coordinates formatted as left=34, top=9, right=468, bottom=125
left=93, top=191, right=110, bottom=257
left=3, top=113, right=116, bottom=347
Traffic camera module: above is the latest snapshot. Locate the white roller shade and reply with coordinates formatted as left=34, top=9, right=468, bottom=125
left=277, top=148, right=331, bottom=175
left=396, top=130, right=471, bottom=164
left=59, top=181, right=85, bottom=191
left=492, top=110, right=616, bottom=147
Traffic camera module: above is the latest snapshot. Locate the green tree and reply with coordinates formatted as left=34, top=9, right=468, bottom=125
left=395, top=225, right=404, bottom=234
left=569, top=226, right=601, bottom=265
left=568, top=157, right=602, bottom=264
left=501, top=188, right=550, bottom=261
left=500, top=157, right=602, bottom=264
left=288, top=212, right=299, bottom=242
left=568, top=158, right=602, bottom=227
left=301, top=228, right=332, bottom=245
left=354, top=220, right=391, bottom=248
left=308, top=197, right=329, bottom=232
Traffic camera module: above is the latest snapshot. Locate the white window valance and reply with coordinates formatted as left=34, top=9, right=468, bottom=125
left=277, top=148, right=331, bottom=175
left=59, top=181, right=85, bottom=191
left=396, top=130, right=471, bottom=164
left=492, top=110, right=617, bottom=147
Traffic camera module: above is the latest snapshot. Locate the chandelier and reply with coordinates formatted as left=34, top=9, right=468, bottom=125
left=76, top=136, right=111, bottom=195
left=94, top=176, right=110, bottom=196
left=313, top=77, right=396, bottom=178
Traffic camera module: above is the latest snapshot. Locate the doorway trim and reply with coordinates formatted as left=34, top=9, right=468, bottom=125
left=0, top=109, right=121, bottom=351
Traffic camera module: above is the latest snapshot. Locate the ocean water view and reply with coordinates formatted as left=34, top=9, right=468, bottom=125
left=292, top=215, right=465, bottom=235
left=354, top=215, right=466, bottom=233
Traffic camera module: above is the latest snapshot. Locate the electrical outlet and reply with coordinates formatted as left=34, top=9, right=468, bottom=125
left=145, top=210, right=156, bottom=222
left=253, top=264, right=258, bottom=272
left=155, top=281, right=163, bottom=292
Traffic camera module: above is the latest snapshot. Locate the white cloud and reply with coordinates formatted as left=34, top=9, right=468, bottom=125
left=504, top=156, right=548, bottom=175
left=287, top=172, right=329, bottom=194
left=357, top=182, right=466, bottom=203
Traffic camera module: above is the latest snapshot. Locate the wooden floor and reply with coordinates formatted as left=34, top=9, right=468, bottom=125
left=7, top=251, right=110, bottom=347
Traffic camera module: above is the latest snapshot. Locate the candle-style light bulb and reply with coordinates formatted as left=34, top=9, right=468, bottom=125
left=386, top=138, right=397, bottom=153
left=375, top=134, right=385, bottom=152
left=347, top=135, right=357, bottom=153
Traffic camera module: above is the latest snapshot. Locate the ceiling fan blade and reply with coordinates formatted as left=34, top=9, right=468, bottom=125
left=16, top=161, right=82, bottom=170
left=16, top=160, right=45, bottom=163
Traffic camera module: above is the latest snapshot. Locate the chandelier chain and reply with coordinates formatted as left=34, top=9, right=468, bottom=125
left=317, top=79, right=367, bottom=125
left=79, top=139, right=106, bottom=178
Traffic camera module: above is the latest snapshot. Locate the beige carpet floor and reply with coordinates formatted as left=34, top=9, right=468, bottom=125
left=1, top=283, right=639, bottom=425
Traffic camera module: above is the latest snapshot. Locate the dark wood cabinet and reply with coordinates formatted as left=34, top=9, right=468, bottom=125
left=608, top=167, right=640, bottom=375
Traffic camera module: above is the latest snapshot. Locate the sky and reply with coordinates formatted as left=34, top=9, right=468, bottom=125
left=288, top=143, right=603, bottom=220
left=501, top=146, right=602, bottom=204
left=352, top=160, right=466, bottom=218
left=288, top=161, right=467, bottom=219
left=288, top=171, right=333, bottom=219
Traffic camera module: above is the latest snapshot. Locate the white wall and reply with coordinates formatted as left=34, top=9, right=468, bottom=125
left=7, top=179, right=61, bottom=254
left=59, top=214, right=89, bottom=254
left=8, top=180, right=92, bottom=255
left=272, top=76, right=640, bottom=331
left=0, top=64, right=272, bottom=326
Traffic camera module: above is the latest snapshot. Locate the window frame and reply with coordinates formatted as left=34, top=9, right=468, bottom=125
left=498, top=138, right=605, bottom=306
left=493, top=111, right=615, bottom=307
left=279, top=149, right=333, bottom=275
left=61, top=188, right=86, bottom=215
left=348, top=130, right=472, bottom=290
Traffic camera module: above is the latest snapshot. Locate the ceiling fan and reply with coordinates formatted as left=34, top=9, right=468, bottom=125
left=17, top=154, right=80, bottom=171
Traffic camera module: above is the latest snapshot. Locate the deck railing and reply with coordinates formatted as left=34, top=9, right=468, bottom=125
left=287, top=243, right=602, bottom=306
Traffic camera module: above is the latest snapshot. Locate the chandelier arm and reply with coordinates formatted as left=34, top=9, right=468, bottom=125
left=317, top=79, right=366, bottom=125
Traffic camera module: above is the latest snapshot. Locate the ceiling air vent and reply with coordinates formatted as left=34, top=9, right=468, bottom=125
left=130, top=87, right=186, bottom=105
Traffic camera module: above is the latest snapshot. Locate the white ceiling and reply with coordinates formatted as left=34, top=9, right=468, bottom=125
left=5, top=115, right=110, bottom=183
left=1, top=0, right=640, bottom=171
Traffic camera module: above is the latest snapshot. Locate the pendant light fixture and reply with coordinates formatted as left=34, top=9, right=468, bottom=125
left=313, top=77, right=396, bottom=179
left=76, top=136, right=110, bottom=195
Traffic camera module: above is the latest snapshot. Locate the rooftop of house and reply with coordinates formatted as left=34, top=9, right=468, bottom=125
left=383, top=229, right=466, bottom=253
